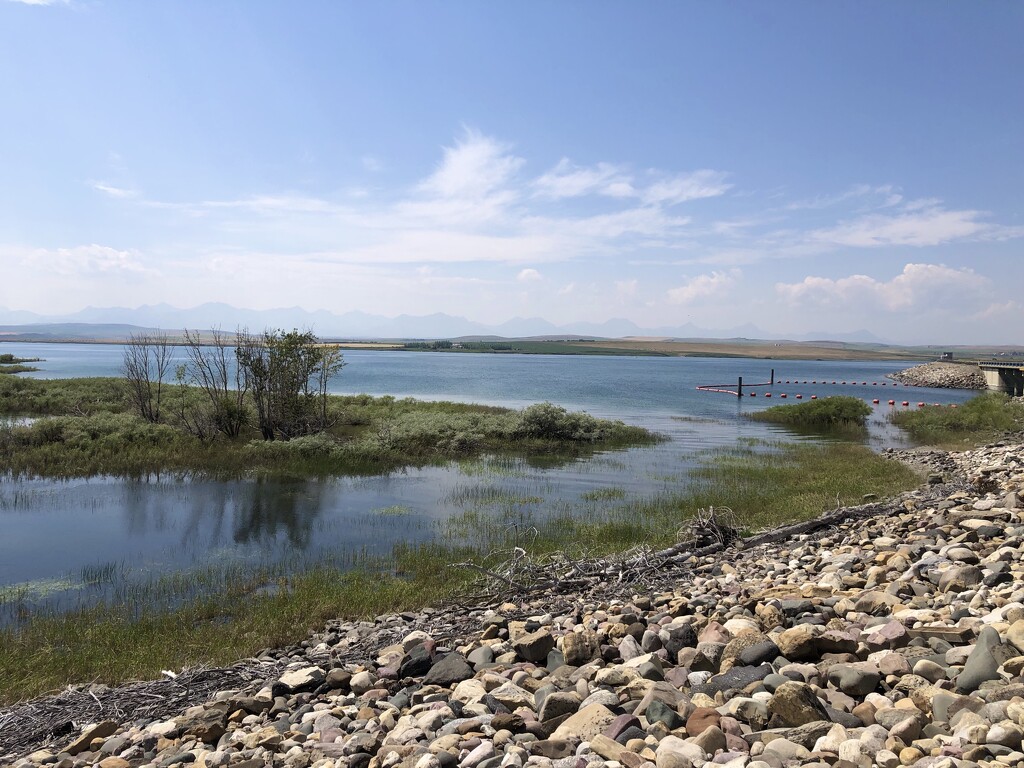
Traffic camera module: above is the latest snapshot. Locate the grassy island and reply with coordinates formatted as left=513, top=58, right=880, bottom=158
left=0, top=374, right=657, bottom=478
left=749, top=395, right=872, bottom=434
left=0, top=353, right=41, bottom=375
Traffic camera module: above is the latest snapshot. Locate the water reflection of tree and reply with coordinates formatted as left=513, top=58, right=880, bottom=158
left=120, top=476, right=327, bottom=552
left=232, top=477, right=326, bottom=549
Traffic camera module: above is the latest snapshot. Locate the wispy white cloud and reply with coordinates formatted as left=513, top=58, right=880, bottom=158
left=785, top=183, right=902, bottom=211
left=807, top=201, right=994, bottom=248
left=6, top=0, right=71, bottom=5
left=616, top=279, right=638, bottom=299
left=517, top=268, right=542, bottom=282
left=775, top=263, right=988, bottom=311
left=642, top=170, right=731, bottom=206
left=201, top=194, right=347, bottom=215
left=667, top=268, right=741, bottom=304
left=419, top=128, right=523, bottom=201
left=90, top=181, right=139, bottom=199
left=533, top=159, right=634, bottom=199
left=14, top=244, right=153, bottom=277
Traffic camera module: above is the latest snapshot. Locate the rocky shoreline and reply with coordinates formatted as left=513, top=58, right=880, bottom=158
left=3, top=440, right=1024, bottom=768
left=887, top=364, right=987, bottom=391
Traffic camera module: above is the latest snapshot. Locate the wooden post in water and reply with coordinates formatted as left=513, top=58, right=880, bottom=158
left=737, top=376, right=743, bottom=398
left=770, top=368, right=774, bottom=386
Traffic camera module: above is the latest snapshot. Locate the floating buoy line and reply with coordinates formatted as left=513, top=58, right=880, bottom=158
left=696, top=369, right=962, bottom=407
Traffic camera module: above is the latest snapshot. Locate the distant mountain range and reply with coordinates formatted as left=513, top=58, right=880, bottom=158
left=0, top=302, right=891, bottom=344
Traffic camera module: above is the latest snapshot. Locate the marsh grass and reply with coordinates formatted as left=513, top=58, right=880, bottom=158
left=444, top=484, right=545, bottom=508
left=371, top=505, right=414, bottom=517
left=0, top=564, right=459, bottom=703
left=580, top=486, right=628, bottom=501
left=890, top=392, right=1024, bottom=448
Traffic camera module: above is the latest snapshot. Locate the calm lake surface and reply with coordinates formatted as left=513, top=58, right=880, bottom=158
left=0, top=342, right=972, bottom=616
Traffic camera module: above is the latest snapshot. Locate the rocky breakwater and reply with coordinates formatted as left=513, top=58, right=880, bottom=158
left=6, top=441, right=1024, bottom=768
left=888, top=364, right=986, bottom=390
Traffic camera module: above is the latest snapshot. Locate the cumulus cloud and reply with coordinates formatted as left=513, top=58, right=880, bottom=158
left=972, top=300, right=1024, bottom=322
left=667, top=269, right=741, bottom=304
left=517, top=268, right=542, bottom=282
left=775, top=263, right=989, bottom=311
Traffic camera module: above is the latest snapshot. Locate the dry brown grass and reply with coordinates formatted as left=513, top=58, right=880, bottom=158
left=322, top=342, right=405, bottom=349
left=567, top=340, right=921, bottom=360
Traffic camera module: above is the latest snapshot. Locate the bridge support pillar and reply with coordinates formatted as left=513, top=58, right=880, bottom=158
left=978, top=368, right=1003, bottom=393
left=982, top=367, right=1024, bottom=396
left=1009, top=370, right=1024, bottom=397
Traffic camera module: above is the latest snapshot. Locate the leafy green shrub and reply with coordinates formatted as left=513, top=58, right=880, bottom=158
left=22, top=413, right=179, bottom=449
left=751, top=396, right=872, bottom=428
left=515, top=402, right=607, bottom=441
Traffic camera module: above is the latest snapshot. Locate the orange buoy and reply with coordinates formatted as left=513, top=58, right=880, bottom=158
left=764, top=393, right=771, bottom=398
left=749, top=392, right=756, bottom=397
left=780, top=393, right=787, bottom=398
left=795, top=394, right=803, bottom=399
left=841, top=381, right=846, bottom=384
left=902, top=401, right=909, bottom=406
left=917, top=402, right=925, bottom=407
left=950, top=404, right=957, bottom=408
left=888, top=400, right=895, bottom=405
left=872, top=399, right=879, bottom=404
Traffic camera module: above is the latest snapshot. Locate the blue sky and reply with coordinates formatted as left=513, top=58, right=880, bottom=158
left=1, top=1, right=1021, bottom=343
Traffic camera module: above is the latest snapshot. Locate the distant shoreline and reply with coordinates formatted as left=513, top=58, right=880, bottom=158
left=4, top=335, right=1024, bottom=363
left=0, top=336, right=935, bottom=362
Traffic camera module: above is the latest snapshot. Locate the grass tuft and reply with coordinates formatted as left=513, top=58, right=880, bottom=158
left=750, top=395, right=872, bottom=431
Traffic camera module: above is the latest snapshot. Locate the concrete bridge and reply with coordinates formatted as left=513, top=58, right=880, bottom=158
left=979, top=362, right=1024, bottom=396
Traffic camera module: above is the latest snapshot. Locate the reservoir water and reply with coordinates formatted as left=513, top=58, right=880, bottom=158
left=0, top=343, right=972, bottom=616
